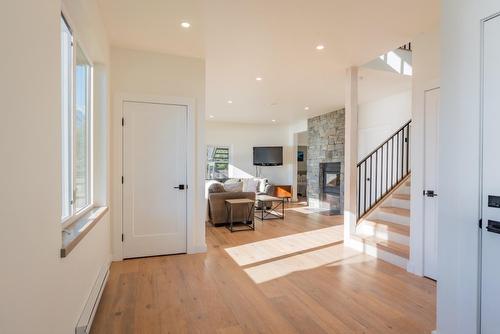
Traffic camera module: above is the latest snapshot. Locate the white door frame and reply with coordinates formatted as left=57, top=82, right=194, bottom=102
left=409, top=79, right=440, bottom=276
left=112, top=93, right=196, bottom=260
left=422, top=86, right=440, bottom=279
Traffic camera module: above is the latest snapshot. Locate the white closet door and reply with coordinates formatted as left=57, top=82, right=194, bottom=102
left=123, top=101, right=187, bottom=258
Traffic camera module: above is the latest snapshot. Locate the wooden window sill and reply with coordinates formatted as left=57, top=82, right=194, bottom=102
left=61, top=206, right=108, bottom=258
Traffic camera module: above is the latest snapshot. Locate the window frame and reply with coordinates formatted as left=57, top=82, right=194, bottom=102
left=206, top=145, right=231, bottom=180
left=61, top=12, right=94, bottom=229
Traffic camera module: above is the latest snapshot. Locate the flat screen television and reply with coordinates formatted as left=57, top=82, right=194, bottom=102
left=253, top=146, right=283, bottom=166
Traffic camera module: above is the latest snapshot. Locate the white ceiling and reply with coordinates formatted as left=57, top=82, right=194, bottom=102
left=98, top=0, right=438, bottom=124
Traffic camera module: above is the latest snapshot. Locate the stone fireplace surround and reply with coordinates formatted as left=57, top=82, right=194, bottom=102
left=306, top=108, right=345, bottom=214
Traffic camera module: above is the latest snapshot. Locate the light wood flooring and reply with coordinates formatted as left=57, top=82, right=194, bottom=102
left=91, top=205, right=436, bottom=334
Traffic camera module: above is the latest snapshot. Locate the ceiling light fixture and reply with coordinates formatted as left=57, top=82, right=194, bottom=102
left=256, top=77, right=263, bottom=81
left=181, top=22, right=191, bottom=28
left=316, top=45, right=325, bottom=50
left=227, top=100, right=233, bottom=104
left=209, top=115, right=215, bottom=119
left=304, top=106, right=310, bottom=110
left=271, top=119, right=276, bottom=123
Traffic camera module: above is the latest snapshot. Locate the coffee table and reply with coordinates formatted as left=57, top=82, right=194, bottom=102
left=225, top=199, right=255, bottom=232
left=255, top=195, right=285, bottom=220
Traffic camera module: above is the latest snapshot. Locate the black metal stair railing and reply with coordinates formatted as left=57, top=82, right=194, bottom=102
left=357, top=120, right=411, bottom=221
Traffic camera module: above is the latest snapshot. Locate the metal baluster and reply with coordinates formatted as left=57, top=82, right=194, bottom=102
left=396, top=131, right=400, bottom=183
left=364, top=161, right=367, bottom=214
left=406, top=125, right=410, bottom=174
left=401, top=129, right=404, bottom=178
left=369, top=156, right=372, bottom=207
left=391, top=137, right=394, bottom=187
left=358, top=165, right=361, bottom=218
left=375, top=149, right=378, bottom=201
left=385, top=142, right=388, bottom=194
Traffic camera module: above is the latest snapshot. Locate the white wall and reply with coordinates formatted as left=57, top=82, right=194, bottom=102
left=438, top=1, right=500, bottom=333
left=408, top=28, right=440, bottom=280
left=110, top=47, right=206, bottom=257
left=0, top=1, right=112, bottom=333
left=206, top=121, right=292, bottom=185
left=358, top=90, right=412, bottom=160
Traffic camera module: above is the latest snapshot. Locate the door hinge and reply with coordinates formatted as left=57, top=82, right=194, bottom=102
left=479, top=218, right=483, bottom=229
left=121, top=233, right=124, bottom=242
left=122, top=117, right=125, bottom=126
left=122, top=176, right=124, bottom=184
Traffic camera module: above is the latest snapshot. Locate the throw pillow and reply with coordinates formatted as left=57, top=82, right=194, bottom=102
left=224, top=178, right=241, bottom=184
left=208, top=182, right=225, bottom=193
left=224, top=181, right=243, bottom=192
left=255, top=178, right=269, bottom=193
left=242, top=178, right=259, bottom=192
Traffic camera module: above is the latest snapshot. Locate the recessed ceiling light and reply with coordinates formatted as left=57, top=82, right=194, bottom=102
left=181, top=22, right=191, bottom=28
left=304, top=106, right=310, bottom=110
left=209, top=115, right=215, bottom=119
left=227, top=100, right=233, bottom=104
left=271, top=119, right=276, bottom=123
left=316, top=45, right=325, bottom=50
left=256, top=77, right=263, bottom=81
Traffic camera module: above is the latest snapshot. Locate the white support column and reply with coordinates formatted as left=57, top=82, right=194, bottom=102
left=344, top=67, right=358, bottom=244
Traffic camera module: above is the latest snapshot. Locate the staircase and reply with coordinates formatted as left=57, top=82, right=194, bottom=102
left=352, top=120, right=412, bottom=269
left=353, top=176, right=411, bottom=268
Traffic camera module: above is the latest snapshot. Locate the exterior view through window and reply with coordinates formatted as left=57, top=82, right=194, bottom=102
left=206, top=146, right=230, bottom=180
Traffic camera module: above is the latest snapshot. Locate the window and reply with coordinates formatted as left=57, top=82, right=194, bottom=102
left=61, top=15, right=93, bottom=222
left=206, top=146, right=230, bottom=180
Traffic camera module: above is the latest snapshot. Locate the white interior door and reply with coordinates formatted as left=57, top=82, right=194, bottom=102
left=423, top=87, right=440, bottom=280
left=123, top=101, right=187, bottom=258
left=481, top=15, right=500, bottom=334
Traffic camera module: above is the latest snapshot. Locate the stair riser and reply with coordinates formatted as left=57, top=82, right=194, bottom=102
left=356, top=225, right=410, bottom=245
left=348, top=238, right=408, bottom=269
left=387, top=198, right=410, bottom=210
left=371, top=211, right=410, bottom=225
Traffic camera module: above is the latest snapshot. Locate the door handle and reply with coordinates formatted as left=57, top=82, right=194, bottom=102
left=174, top=184, right=186, bottom=190
left=424, top=190, right=438, bottom=197
left=487, top=220, right=500, bottom=234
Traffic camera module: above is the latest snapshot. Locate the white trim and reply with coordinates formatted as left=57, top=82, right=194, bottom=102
left=476, top=13, right=500, bottom=333
left=60, top=8, right=95, bottom=227
left=409, top=78, right=440, bottom=277
left=113, top=93, right=197, bottom=260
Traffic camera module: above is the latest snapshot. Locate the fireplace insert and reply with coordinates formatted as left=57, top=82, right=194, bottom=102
left=321, top=162, right=341, bottom=195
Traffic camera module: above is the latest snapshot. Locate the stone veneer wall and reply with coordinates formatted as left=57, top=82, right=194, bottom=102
left=307, top=108, right=345, bottom=212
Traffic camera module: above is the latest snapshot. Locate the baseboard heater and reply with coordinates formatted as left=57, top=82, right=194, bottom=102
left=76, top=263, right=110, bottom=334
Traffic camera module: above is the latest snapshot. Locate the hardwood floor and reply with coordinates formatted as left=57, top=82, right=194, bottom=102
left=91, top=205, right=436, bottom=334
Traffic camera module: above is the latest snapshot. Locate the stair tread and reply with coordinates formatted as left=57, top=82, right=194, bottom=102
left=353, top=235, right=409, bottom=259
left=392, top=193, right=410, bottom=201
left=379, top=206, right=410, bottom=217
left=360, top=218, right=410, bottom=236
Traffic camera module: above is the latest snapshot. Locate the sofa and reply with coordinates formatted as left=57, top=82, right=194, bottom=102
left=206, top=178, right=274, bottom=226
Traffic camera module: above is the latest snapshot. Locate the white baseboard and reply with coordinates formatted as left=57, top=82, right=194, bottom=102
left=77, top=262, right=110, bottom=334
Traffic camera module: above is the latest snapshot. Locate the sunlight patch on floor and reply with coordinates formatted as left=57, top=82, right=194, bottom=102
left=225, top=225, right=344, bottom=267
left=285, top=206, right=332, bottom=214
left=244, top=244, right=367, bottom=284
